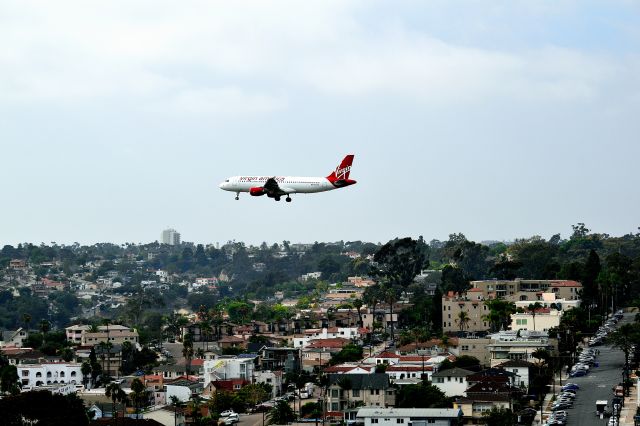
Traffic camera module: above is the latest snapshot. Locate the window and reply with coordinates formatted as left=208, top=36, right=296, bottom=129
left=22, top=370, right=29, bottom=377
left=352, top=389, right=360, bottom=397
left=332, top=389, right=339, bottom=398
left=461, top=345, right=469, bottom=351
left=396, top=419, right=404, bottom=424
left=371, top=420, right=378, bottom=424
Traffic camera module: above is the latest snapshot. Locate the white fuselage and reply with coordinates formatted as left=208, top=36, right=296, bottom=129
left=219, top=176, right=335, bottom=194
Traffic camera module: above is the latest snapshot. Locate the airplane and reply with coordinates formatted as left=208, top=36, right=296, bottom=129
left=219, top=154, right=356, bottom=202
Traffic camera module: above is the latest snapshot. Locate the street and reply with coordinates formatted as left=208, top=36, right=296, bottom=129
left=563, top=315, right=630, bottom=426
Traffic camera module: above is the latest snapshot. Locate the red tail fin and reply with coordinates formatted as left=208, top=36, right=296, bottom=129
left=327, top=154, right=355, bottom=182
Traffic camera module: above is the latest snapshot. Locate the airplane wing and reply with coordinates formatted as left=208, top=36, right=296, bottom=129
left=263, top=177, right=281, bottom=194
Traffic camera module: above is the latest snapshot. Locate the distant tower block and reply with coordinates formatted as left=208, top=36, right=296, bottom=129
left=161, top=228, right=181, bottom=245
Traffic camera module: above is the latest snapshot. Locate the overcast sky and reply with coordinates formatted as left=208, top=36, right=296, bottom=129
left=1, top=1, right=639, bottom=247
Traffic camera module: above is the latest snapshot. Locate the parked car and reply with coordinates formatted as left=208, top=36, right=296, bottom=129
left=570, top=370, right=587, bottom=377
left=220, top=410, right=236, bottom=418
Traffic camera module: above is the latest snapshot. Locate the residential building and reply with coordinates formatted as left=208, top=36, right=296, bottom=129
left=510, top=308, right=561, bottom=332
left=457, top=338, right=492, bottom=367
left=326, top=373, right=395, bottom=412
left=487, top=330, right=556, bottom=367
left=260, top=347, right=301, bottom=372
left=495, top=360, right=534, bottom=390
left=431, top=368, right=474, bottom=397
left=80, top=324, right=139, bottom=346
left=468, top=279, right=582, bottom=302
left=18, top=363, right=83, bottom=387
left=1, top=328, right=29, bottom=348
left=354, top=407, right=462, bottom=426
left=254, top=370, right=283, bottom=398
left=161, top=228, right=181, bottom=245
left=441, top=291, right=490, bottom=333
left=203, top=357, right=255, bottom=384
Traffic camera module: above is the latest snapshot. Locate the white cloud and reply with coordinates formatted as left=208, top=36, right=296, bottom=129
left=0, top=0, right=637, bottom=112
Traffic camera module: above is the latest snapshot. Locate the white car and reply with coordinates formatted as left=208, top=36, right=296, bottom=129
left=220, top=410, right=236, bottom=418
left=222, top=414, right=239, bottom=424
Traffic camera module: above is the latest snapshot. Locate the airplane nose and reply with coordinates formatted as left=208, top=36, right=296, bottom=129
left=219, top=182, right=225, bottom=189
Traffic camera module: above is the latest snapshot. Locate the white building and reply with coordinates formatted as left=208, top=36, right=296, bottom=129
left=161, top=228, right=181, bottom=245
left=510, top=309, right=562, bottom=332
left=431, top=367, right=474, bottom=397
left=203, top=357, right=255, bottom=384
left=355, top=407, right=462, bottom=426
left=294, top=327, right=363, bottom=348
left=18, top=363, right=83, bottom=387
left=254, top=370, right=283, bottom=398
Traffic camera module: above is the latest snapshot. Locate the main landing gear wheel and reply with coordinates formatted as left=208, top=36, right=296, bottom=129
left=235, top=193, right=239, bottom=201
left=286, top=196, right=292, bottom=202
left=275, top=196, right=281, bottom=201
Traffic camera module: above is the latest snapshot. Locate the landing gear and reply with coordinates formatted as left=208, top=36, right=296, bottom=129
left=286, top=196, right=291, bottom=202
left=235, top=192, right=239, bottom=200
left=275, top=196, right=281, bottom=201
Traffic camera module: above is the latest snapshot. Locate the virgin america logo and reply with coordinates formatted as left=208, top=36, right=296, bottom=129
left=335, top=165, right=351, bottom=180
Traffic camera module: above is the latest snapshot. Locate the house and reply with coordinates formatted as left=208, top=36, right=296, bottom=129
left=165, top=378, right=203, bottom=403
left=260, top=347, right=301, bottom=372
left=354, top=407, right=462, bottom=426
left=456, top=337, right=492, bottom=367
left=203, top=357, right=255, bottom=384
left=385, top=365, right=433, bottom=383
left=495, top=360, right=534, bottom=390
left=487, top=330, right=556, bottom=367
left=323, top=364, right=375, bottom=375
left=254, top=370, right=283, bottom=398
left=455, top=377, right=516, bottom=422
left=206, top=378, right=250, bottom=394
left=153, top=364, right=190, bottom=380
left=1, top=328, right=29, bottom=348
left=94, top=344, right=123, bottom=377
left=217, top=335, right=247, bottom=350
left=326, top=373, right=396, bottom=412
left=431, top=368, right=474, bottom=397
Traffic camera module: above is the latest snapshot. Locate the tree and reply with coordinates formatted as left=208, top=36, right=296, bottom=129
left=484, top=299, right=516, bottom=332
left=337, top=376, right=353, bottom=408
left=353, top=298, right=364, bottom=328
left=39, top=319, right=50, bottom=345
left=0, top=391, right=89, bottom=425
left=396, top=382, right=450, bottom=408
left=130, top=378, right=148, bottom=418
left=0, top=364, right=20, bottom=395
left=527, top=302, right=543, bottom=331
left=105, top=381, right=128, bottom=423
left=609, top=323, right=640, bottom=383
left=329, top=344, right=363, bottom=365
left=81, top=361, right=92, bottom=388
left=481, top=407, right=515, bottom=426
left=456, top=311, right=470, bottom=333
left=267, top=400, right=296, bottom=425
left=183, top=332, right=195, bottom=375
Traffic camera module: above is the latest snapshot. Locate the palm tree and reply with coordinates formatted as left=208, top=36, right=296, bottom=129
left=267, top=400, right=296, bottom=425
left=22, top=313, right=31, bottom=332
left=183, top=332, right=194, bottom=375
left=353, top=298, right=364, bottom=328
left=200, top=320, right=212, bottom=352
left=528, top=302, right=543, bottom=331
left=130, top=378, right=148, bottom=419
left=39, top=319, right=50, bottom=345
left=456, top=311, right=471, bottom=333
left=81, top=361, right=92, bottom=389
left=105, top=381, right=128, bottom=424
left=337, top=376, right=353, bottom=409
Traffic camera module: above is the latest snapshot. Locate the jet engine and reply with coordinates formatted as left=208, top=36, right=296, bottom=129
left=249, top=187, right=266, bottom=196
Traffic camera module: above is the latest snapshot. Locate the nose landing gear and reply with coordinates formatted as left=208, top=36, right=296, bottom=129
left=235, top=192, right=240, bottom=200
